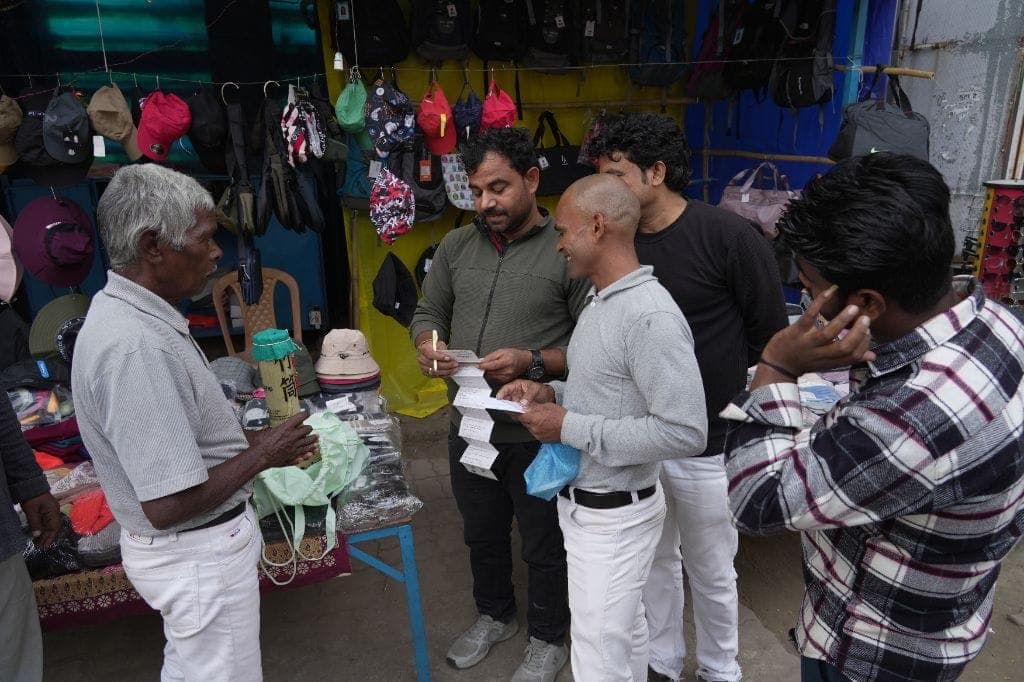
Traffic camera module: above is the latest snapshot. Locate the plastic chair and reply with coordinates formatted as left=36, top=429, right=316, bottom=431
left=212, top=267, right=302, bottom=359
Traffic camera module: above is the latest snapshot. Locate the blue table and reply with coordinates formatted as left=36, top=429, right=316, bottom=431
left=347, top=521, right=430, bottom=682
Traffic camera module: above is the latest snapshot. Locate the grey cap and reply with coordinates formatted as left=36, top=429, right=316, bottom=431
left=43, top=91, right=93, bottom=163
left=0, top=95, right=22, bottom=166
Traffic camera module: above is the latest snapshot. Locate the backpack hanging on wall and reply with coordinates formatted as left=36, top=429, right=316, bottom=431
left=769, top=0, right=837, bottom=109
left=523, top=0, right=578, bottom=73
left=688, top=0, right=742, bottom=101
left=724, top=0, right=785, bottom=95
left=472, top=0, right=528, bottom=62
left=578, top=0, right=630, bottom=64
left=628, top=0, right=687, bottom=87
left=412, top=0, right=473, bottom=62
left=533, top=111, right=593, bottom=196
left=331, top=0, right=410, bottom=67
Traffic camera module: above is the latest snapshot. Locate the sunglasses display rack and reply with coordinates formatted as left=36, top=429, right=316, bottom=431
left=961, top=180, right=1024, bottom=310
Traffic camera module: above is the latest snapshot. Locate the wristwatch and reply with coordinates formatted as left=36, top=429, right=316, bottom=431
left=526, top=349, right=545, bottom=381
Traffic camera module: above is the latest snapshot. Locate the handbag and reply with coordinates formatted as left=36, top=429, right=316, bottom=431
left=533, top=111, right=592, bottom=197
left=828, top=71, right=930, bottom=162
left=718, top=162, right=800, bottom=239
left=524, top=442, right=580, bottom=501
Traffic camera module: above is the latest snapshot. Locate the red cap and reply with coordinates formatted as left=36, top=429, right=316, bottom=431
left=416, top=82, right=457, bottom=156
left=480, top=80, right=516, bottom=131
left=137, top=91, right=192, bottom=161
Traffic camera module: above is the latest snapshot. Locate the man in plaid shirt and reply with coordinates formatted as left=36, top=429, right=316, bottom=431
left=722, top=153, right=1024, bottom=682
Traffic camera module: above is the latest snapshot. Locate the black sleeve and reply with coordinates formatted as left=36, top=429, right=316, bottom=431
left=1, top=393, right=49, bottom=503
left=726, top=227, right=790, bottom=367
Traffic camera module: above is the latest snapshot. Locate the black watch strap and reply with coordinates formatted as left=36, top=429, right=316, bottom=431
left=527, top=349, right=545, bottom=379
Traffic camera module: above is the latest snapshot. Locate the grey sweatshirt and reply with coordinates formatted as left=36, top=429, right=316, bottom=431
left=551, top=267, right=708, bottom=491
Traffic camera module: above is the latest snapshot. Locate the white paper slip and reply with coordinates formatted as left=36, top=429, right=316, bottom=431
left=460, top=441, right=498, bottom=480
left=459, top=415, right=494, bottom=443
left=447, top=349, right=480, bottom=364
left=459, top=407, right=491, bottom=422
left=452, top=364, right=489, bottom=389
left=453, top=387, right=524, bottom=413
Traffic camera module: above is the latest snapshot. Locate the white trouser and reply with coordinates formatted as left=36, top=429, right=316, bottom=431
left=121, top=505, right=263, bottom=682
left=559, top=484, right=666, bottom=682
left=644, top=456, right=741, bottom=682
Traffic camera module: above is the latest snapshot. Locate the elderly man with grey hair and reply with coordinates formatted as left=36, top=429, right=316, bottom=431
left=72, top=164, right=317, bottom=681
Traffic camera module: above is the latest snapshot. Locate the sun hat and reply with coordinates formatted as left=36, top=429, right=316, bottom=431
left=137, top=90, right=192, bottom=161
left=0, top=94, right=23, bottom=167
left=210, top=356, right=259, bottom=400
left=87, top=83, right=142, bottom=161
left=0, top=213, right=22, bottom=302
left=12, top=196, right=95, bottom=287
left=28, top=293, right=90, bottom=362
left=315, top=329, right=381, bottom=380
left=417, top=81, right=457, bottom=156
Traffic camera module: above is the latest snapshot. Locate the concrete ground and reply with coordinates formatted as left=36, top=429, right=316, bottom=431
left=41, top=406, right=1024, bottom=681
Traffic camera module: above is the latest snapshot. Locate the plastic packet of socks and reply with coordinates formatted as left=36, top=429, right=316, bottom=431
left=336, top=446, right=422, bottom=532
left=49, top=461, right=102, bottom=502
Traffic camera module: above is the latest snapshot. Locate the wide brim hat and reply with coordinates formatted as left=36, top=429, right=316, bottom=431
left=0, top=213, right=22, bottom=301
left=210, top=356, right=259, bottom=399
left=315, top=328, right=381, bottom=379
left=29, top=293, right=91, bottom=361
left=12, top=195, right=95, bottom=287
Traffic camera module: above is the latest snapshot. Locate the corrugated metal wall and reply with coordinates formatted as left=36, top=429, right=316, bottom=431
left=895, top=0, right=1024, bottom=242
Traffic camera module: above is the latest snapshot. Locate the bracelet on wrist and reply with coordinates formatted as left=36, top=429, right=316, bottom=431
left=758, top=358, right=799, bottom=381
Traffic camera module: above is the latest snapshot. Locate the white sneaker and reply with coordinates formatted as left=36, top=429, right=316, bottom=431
left=511, top=636, right=568, bottom=682
left=445, top=615, right=519, bottom=669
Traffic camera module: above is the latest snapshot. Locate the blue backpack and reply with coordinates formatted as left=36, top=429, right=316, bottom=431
left=628, top=0, right=687, bottom=87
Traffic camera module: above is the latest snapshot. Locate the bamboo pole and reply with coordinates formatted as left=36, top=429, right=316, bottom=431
left=834, top=64, right=935, bottom=79
left=708, top=149, right=835, bottom=165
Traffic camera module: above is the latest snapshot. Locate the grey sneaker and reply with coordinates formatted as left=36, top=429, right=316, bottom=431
left=446, top=615, right=519, bottom=669
left=511, top=636, right=568, bottom=682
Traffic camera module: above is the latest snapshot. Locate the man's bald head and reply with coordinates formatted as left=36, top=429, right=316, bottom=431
left=563, top=174, right=641, bottom=239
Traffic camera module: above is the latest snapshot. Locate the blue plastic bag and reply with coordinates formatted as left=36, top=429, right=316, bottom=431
left=524, top=443, right=580, bottom=501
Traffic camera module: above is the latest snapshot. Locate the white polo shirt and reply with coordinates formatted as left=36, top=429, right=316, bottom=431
left=73, top=271, right=252, bottom=535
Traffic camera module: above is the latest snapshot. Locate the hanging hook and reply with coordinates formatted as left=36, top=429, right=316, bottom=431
left=378, top=66, right=385, bottom=81
left=50, top=186, right=59, bottom=201
left=221, top=82, right=239, bottom=106
left=263, top=80, right=280, bottom=98
left=55, top=72, right=61, bottom=87
left=349, top=65, right=362, bottom=83
left=133, top=73, right=138, bottom=88
left=108, top=69, right=114, bottom=86
left=463, top=63, right=471, bottom=87
left=155, top=74, right=160, bottom=90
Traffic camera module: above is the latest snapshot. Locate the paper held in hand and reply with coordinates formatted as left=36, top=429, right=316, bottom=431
left=446, top=349, right=480, bottom=364
left=453, top=387, right=524, bottom=413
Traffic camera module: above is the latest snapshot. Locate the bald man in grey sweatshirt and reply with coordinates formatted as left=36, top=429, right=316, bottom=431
left=499, top=174, right=708, bottom=681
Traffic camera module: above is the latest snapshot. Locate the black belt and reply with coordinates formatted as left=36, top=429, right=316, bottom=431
left=558, top=485, right=657, bottom=510
left=183, top=502, right=247, bottom=533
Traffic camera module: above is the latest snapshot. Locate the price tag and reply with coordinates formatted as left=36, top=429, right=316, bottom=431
left=537, top=155, right=550, bottom=170
left=584, top=20, right=596, bottom=37
left=740, top=192, right=750, bottom=203
left=369, top=160, right=382, bottom=178
left=554, top=14, right=565, bottom=29
left=419, top=159, right=433, bottom=183
left=335, top=1, right=350, bottom=20
left=447, top=3, right=458, bottom=17
left=332, top=51, right=345, bottom=71
left=92, top=135, right=106, bottom=157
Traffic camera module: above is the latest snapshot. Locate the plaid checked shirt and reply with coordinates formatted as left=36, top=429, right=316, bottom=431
left=721, top=278, right=1024, bottom=682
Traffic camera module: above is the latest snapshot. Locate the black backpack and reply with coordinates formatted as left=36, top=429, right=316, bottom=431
left=628, top=0, right=687, bottom=87
left=473, top=0, right=528, bottom=62
left=412, top=0, right=472, bottom=62
left=331, top=0, right=410, bottom=67
left=390, top=135, right=447, bottom=223
left=578, top=0, right=631, bottom=64
left=687, top=0, right=742, bottom=101
left=523, top=0, right=578, bottom=73
left=724, top=0, right=785, bottom=94
left=769, top=0, right=837, bottom=109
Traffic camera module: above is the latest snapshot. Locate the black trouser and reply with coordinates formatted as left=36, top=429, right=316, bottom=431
left=801, top=656, right=851, bottom=681
left=448, top=426, right=569, bottom=645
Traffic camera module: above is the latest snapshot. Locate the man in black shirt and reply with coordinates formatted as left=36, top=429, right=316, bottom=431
left=590, top=113, right=787, bottom=682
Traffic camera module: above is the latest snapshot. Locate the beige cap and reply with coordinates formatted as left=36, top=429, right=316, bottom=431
left=86, top=84, right=142, bottom=161
left=314, top=329, right=381, bottom=379
left=0, top=95, right=23, bottom=167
